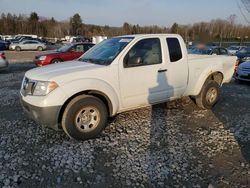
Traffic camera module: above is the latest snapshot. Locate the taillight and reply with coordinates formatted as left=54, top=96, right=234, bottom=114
left=235, top=59, right=240, bottom=71
left=0, top=53, right=6, bottom=59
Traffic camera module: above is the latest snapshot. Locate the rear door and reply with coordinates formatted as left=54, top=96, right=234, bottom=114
left=30, top=41, right=39, bottom=50
left=21, top=41, right=30, bottom=50
left=164, top=37, right=188, bottom=97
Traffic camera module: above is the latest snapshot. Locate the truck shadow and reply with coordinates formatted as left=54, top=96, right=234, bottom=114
left=212, top=82, right=250, bottom=165
left=147, top=72, right=174, bottom=186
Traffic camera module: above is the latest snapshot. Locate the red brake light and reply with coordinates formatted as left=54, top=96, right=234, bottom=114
left=0, top=53, right=6, bottom=59
left=235, top=59, right=240, bottom=71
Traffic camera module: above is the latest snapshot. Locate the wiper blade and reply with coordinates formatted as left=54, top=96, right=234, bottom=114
left=79, top=58, right=95, bottom=63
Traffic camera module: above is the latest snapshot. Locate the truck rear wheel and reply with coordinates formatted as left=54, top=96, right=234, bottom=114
left=62, top=95, right=108, bottom=140
left=195, top=80, right=220, bottom=109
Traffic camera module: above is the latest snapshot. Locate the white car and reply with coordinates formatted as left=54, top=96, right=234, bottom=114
left=9, top=40, right=46, bottom=51
left=0, top=52, right=8, bottom=71
left=20, top=34, right=237, bottom=140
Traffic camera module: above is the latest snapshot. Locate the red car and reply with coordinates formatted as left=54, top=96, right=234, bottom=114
left=34, top=43, right=94, bottom=66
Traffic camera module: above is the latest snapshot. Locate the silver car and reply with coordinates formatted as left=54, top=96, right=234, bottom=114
left=9, top=40, right=47, bottom=51
left=0, top=52, right=8, bottom=71
left=235, top=61, right=250, bottom=82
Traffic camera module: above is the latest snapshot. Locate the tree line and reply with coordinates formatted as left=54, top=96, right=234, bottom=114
left=0, top=12, right=250, bottom=43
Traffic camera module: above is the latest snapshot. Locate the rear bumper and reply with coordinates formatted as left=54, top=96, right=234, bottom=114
left=20, top=96, right=61, bottom=130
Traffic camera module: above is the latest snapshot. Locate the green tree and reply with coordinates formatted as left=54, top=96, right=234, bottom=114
left=29, top=12, right=39, bottom=34
left=123, top=22, right=131, bottom=34
left=70, top=13, right=82, bottom=35
left=29, top=12, right=39, bottom=22
left=171, top=22, right=179, bottom=33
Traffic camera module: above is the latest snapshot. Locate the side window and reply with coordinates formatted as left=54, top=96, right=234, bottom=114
left=212, top=48, right=220, bottom=55
left=75, top=45, right=84, bottom=52
left=220, top=48, right=228, bottom=55
left=124, top=38, right=162, bottom=68
left=166, top=38, right=182, bottom=62
left=84, top=44, right=94, bottom=52
left=23, top=41, right=30, bottom=44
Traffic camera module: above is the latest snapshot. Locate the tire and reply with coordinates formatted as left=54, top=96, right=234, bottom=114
left=15, top=46, right=21, bottom=51
left=37, top=46, right=43, bottom=51
left=62, top=95, right=108, bottom=140
left=51, top=59, right=62, bottom=64
left=195, top=80, right=220, bottom=109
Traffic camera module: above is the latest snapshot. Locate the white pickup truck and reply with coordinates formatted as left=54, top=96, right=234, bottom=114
left=20, top=34, right=236, bottom=140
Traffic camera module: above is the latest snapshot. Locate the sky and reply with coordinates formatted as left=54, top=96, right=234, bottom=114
left=0, top=0, right=249, bottom=27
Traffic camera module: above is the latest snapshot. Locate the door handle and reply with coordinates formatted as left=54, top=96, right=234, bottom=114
left=158, top=69, right=168, bottom=73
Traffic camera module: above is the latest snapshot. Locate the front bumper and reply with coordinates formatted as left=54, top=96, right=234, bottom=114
left=234, top=71, right=250, bottom=82
left=20, top=97, right=62, bottom=130
left=34, top=59, right=50, bottom=67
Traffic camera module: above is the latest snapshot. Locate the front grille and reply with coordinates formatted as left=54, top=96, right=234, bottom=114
left=242, top=67, right=250, bottom=72
left=240, top=75, right=250, bottom=79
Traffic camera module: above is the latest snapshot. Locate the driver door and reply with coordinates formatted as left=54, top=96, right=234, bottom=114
left=119, top=38, right=172, bottom=109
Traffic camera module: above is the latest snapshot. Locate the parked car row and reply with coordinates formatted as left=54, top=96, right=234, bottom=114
left=189, top=46, right=229, bottom=55
left=0, top=34, right=56, bottom=51
left=9, top=40, right=47, bottom=51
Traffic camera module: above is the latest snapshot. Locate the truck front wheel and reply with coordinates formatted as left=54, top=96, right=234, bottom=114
left=62, top=95, right=108, bottom=140
left=195, top=80, right=220, bottom=109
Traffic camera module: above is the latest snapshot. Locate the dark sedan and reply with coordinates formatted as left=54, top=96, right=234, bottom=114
left=235, top=47, right=250, bottom=66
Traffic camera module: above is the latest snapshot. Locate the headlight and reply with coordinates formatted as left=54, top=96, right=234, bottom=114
left=38, top=56, right=46, bottom=61
left=33, top=81, right=58, bottom=96
left=242, top=57, right=250, bottom=61
left=21, top=78, right=58, bottom=96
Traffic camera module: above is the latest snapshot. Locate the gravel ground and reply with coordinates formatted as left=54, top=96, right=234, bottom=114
left=0, top=64, right=249, bottom=188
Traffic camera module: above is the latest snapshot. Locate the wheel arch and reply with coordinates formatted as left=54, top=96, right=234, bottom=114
left=58, top=90, right=113, bottom=125
left=189, top=71, right=224, bottom=97
left=51, top=58, right=63, bottom=63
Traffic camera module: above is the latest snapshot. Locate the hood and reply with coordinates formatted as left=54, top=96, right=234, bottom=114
left=239, top=61, right=250, bottom=69
left=236, top=52, right=250, bottom=59
left=25, top=60, right=105, bottom=83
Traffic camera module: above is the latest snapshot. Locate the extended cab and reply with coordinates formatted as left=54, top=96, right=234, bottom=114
left=20, top=34, right=237, bottom=140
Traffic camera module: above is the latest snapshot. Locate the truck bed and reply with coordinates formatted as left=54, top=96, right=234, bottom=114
left=185, top=54, right=237, bottom=96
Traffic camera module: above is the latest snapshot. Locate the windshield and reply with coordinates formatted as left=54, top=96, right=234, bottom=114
left=56, top=44, right=72, bottom=52
left=79, top=37, right=134, bottom=65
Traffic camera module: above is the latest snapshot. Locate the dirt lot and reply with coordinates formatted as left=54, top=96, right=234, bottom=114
left=0, top=64, right=250, bottom=188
